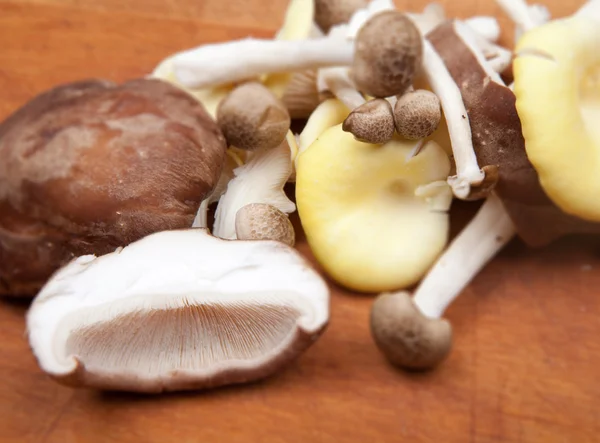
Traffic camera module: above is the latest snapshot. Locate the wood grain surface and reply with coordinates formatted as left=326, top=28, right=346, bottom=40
left=0, top=0, right=598, bottom=442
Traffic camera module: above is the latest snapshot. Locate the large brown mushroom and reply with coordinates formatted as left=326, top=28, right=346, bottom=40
left=0, top=78, right=227, bottom=297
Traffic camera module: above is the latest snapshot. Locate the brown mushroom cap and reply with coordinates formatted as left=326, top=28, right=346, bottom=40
left=352, top=11, right=423, bottom=98
left=427, top=21, right=600, bottom=246
left=216, top=81, right=291, bottom=151
left=0, top=78, right=226, bottom=297
left=342, top=98, right=395, bottom=144
left=393, top=89, right=441, bottom=140
left=370, top=292, right=452, bottom=370
left=235, top=203, right=296, bottom=247
left=314, top=0, right=369, bottom=34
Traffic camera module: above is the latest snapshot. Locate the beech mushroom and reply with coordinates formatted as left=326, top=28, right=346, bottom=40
left=235, top=203, right=295, bottom=247
left=420, top=38, right=485, bottom=199
left=0, top=78, right=226, bottom=297
left=171, top=37, right=354, bottom=90
left=26, top=228, right=329, bottom=393
left=213, top=139, right=295, bottom=240
left=342, top=98, right=395, bottom=144
left=295, top=124, right=452, bottom=293
left=393, top=89, right=441, bottom=140
left=371, top=193, right=515, bottom=369
left=352, top=10, right=423, bottom=98
left=216, top=82, right=291, bottom=152
left=314, top=0, right=369, bottom=34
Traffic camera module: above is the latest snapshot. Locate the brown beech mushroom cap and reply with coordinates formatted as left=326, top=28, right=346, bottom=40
left=235, top=203, right=295, bottom=247
left=314, top=0, right=369, bottom=34
left=370, top=292, right=451, bottom=370
left=216, top=81, right=291, bottom=151
left=393, top=89, right=442, bottom=140
left=26, top=228, right=329, bottom=393
left=352, top=10, right=423, bottom=98
left=342, top=98, right=395, bottom=144
left=0, top=78, right=226, bottom=297
left=427, top=20, right=600, bottom=246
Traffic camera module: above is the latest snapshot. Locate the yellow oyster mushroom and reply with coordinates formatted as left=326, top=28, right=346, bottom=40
left=296, top=124, right=452, bottom=293
left=513, top=15, right=600, bottom=221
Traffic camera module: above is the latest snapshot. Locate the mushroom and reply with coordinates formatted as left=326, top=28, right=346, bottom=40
left=393, top=89, right=441, bottom=140
left=150, top=53, right=234, bottom=119
left=213, top=139, right=296, bottom=240
left=171, top=36, right=354, bottom=90
left=314, top=0, right=370, bottom=34
left=192, top=150, right=243, bottom=229
left=0, top=78, right=226, bottom=297
left=370, top=192, right=515, bottom=369
left=420, top=38, right=486, bottom=199
left=342, top=98, right=395, bottom=144
left=235, top=203, right=295, bottom=247
left=26, top=228, right=329, bottom=393
left=428, top=19, right=600, bottom=246
left=295, top=98, right=350, bottom=166
left=263, top=0, right=319, bottom=118
left=278, top=70, right=323, bottom=119
left=295, top=124, right=452, bottom=293
left=216, top=82, right=291, bottom=152
left=512, top=12, right=600, bottom=221
left=351, top=10, right=424, bottom=98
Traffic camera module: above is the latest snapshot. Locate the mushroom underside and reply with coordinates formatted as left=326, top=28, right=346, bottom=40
left=48, top=291, right=321, bottom=393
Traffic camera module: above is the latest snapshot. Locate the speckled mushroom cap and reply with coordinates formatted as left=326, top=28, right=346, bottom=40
left=0, top=78, right=227, bottom=296
left=352, top=10, right=423, bottom=98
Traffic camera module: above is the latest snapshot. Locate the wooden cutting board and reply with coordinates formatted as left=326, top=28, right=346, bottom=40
left=0, top=1, right=598, bottom=442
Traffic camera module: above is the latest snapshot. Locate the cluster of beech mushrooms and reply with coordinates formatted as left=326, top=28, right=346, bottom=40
left=1, top=0, right=599, bottom=393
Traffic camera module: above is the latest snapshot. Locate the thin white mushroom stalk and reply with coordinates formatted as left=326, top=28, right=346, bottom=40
left=370, top=193, right=516, bottom=369
left=494, top=0, right=551, bottom=40
left=413, top=193, right=516, bottom=318
left=172, top=38, right=354, bottom=90
left=421, top=39, right=485, bottom=199
left=465, top=16, right=501, bottom=42
left=317, top=67, right=366, bottom=110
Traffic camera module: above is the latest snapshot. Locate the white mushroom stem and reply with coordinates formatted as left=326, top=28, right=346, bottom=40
left=172, top=37, right=354, bottom=89
left=465, top=16, right=501, bottom=43
left=318, top=67, right=366, bottom=110
left=494, top=0, right=550, bottom=40
left=460, top=21, right=513, bottom=74
left=421, top=40, right=485, bottom=199
left=412, top=193, right=516, bottom=319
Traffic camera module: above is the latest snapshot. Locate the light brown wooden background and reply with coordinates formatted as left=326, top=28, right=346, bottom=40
left=1, top=0, right=598, bottom=442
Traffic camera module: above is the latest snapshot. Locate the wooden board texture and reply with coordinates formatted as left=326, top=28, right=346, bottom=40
left=0, top=1, right=598, bottom=442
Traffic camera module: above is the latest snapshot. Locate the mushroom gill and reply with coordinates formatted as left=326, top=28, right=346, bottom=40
left=64, top=299, right=302, bottom=375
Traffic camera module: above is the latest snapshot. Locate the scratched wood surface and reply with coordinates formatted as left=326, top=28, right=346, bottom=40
left=0, top=0, right=598, bottom=442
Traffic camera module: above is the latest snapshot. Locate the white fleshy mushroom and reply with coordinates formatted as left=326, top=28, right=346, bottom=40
left=26, top=229, right=330, bottom=393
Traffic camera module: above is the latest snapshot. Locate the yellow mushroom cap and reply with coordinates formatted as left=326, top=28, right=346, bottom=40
left=513, top=16, right=600, bottom=222
left=295, top=124, right=451, bottom=293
